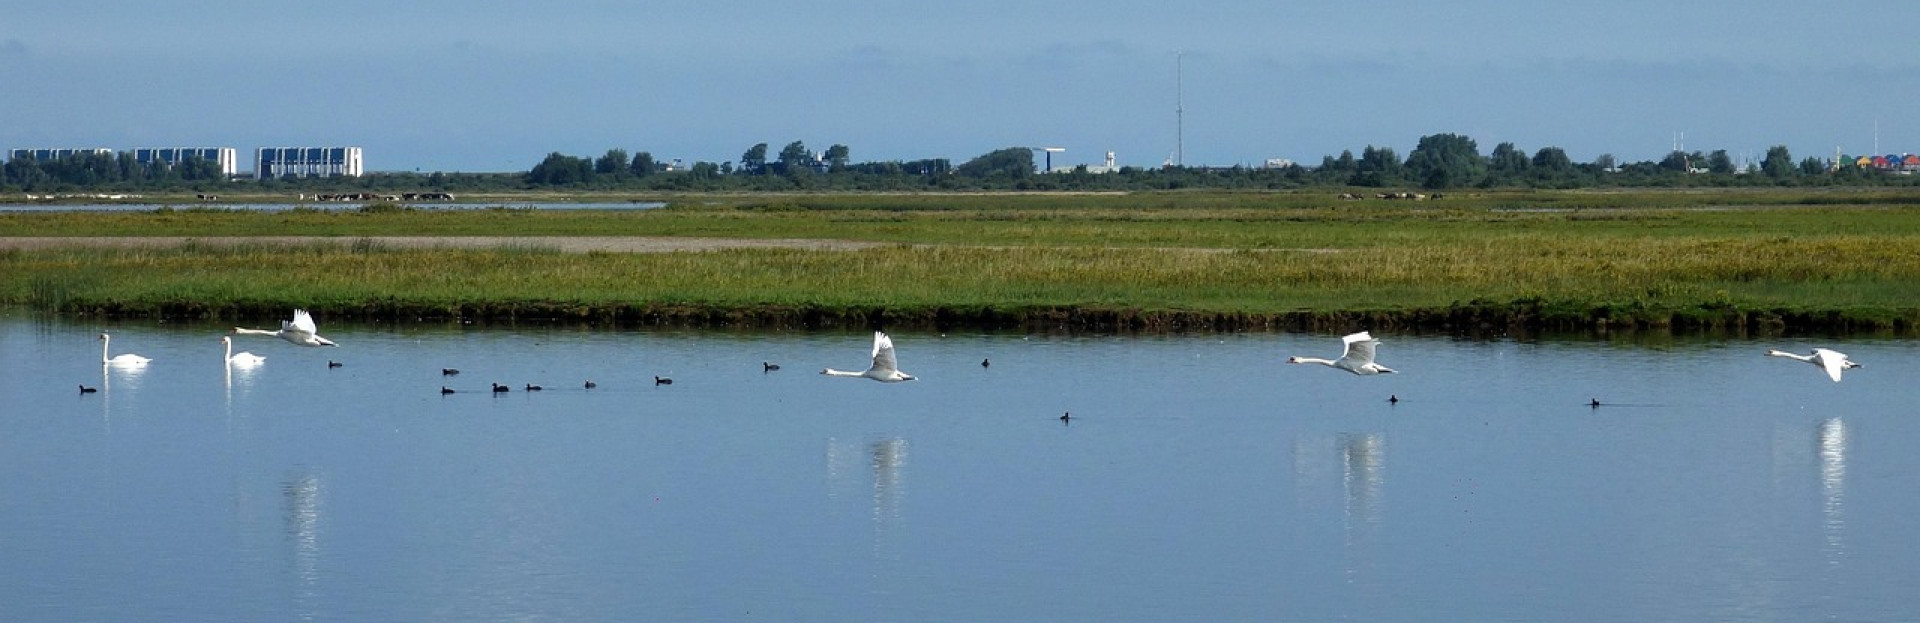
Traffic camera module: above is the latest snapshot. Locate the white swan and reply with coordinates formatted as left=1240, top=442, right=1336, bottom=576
left=222, top=335, right=265, bottom=367
left=1766, top=348, right=1860, bottom=383
left=99, top=333, right=151, bottom=366
left=233, top=309, right=337, bottom=347
left=1288, top=331, right=1396, bottom=375
left=821, top=331, right=916, bottom=382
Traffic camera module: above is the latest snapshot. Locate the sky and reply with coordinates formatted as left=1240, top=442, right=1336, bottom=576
left=4, top=1, right=1917, bottom=173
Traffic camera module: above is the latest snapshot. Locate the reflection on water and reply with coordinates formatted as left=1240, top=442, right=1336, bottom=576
left=1340, top=432, right=1385, bottom=585
left=8, top=320, right=1920, bottom=621
left=1292, top=432, right=1387, bottom=582
left=1818, top=417, right=1847, bottom=567
left=101, top=362, right=147, bottom=430
left=870, top=438, right=907, bottom=527
left=1341, top=433, right=1385, bottom=529
left=284, top=470, right=323, bottom=621
left=825, top=437, right=909, bottom=527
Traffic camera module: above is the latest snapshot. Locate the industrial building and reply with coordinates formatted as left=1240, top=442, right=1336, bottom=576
left=9, top=148, right=113, bottom=161
left=133, top=147, right=239, bottom=177
left=255, top=147, right=363, bottom=179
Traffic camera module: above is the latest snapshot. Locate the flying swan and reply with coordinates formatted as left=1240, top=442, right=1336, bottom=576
left=1766, top=348, right=1860, bottom=383
left=222, top=335, right=265, bottom=367
left=99, top=333, right=151, bottom=366
left=1288, top=331, right=1396, bottom=375
left=233, top=309, right=337, bottom=347
left=821, top=331, right=917, bottom=382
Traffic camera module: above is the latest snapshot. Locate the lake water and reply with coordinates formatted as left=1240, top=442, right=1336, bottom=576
left=4, top=315, right=1917, bottom=622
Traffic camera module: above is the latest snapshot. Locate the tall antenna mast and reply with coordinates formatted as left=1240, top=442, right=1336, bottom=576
left=1175, top=51, right=1185, bottom=167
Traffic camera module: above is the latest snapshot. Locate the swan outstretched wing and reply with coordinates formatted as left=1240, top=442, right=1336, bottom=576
left=1339, top=331, right=1379, bottom=366
left=288, top=309, right=319, bottom=334
left=1814, top=348, right=1847, bottom=382
left=870, top=332, right=899, bottom=373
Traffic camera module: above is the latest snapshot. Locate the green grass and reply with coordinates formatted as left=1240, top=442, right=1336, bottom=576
left=7, top=189, right=1920, bottom=331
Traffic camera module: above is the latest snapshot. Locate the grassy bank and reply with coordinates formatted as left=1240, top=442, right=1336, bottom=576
left=7, top=190, right=1920, bottom=333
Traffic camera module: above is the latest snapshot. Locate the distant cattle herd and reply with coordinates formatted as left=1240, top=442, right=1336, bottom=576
left=299, top=192, right=456, bottom=202
left=1337, top=192, right=1443, bottom=201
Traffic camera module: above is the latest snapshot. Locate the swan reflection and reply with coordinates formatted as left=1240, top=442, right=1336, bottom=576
left=1340, top=432, right=1386, bottom=530
left=284, top=470, right=323, bottom=617
left=824, top=437, right=909, bottom=530
left=1817, top=417, right=1846, bottom=565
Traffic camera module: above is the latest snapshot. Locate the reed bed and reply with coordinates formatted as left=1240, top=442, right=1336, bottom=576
left=9, top=189, right=1920, bottom=330
left=8, top=234, right=1920, bottom=330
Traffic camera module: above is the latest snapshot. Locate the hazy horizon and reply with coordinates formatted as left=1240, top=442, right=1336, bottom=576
left=5, top=2, right=1916, bottom=173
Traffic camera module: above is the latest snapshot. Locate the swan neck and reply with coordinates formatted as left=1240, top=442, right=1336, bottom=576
left=821, top=368, right=862, bottom=377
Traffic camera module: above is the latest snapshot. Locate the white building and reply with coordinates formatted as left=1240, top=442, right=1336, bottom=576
left=134, top=147, right=239, bottom=176
left=1050, top=151, right=1122, bottom=174
left=9, top=148, right=113, bottom=161
left=256, top=147, right=363, bottom=179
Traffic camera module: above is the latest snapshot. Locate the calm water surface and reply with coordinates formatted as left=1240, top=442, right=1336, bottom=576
left=3, top=316, right=1917, bottom=621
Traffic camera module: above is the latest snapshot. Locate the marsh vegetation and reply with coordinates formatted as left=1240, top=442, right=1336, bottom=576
left=7, top=190, right=1920, bottom=332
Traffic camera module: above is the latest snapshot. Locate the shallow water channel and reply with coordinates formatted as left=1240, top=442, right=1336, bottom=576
left=3, top=316, right=1916, bottom=621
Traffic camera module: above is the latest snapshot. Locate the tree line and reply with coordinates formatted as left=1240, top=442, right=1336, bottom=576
left=6, top=133, right=1915, bottom=193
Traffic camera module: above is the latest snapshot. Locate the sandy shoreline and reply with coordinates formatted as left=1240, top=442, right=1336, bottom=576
left=0, top=236, right=888, bottom=253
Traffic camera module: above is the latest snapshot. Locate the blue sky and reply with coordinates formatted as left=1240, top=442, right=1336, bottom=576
left=4, top=1, right=1916, bottom=172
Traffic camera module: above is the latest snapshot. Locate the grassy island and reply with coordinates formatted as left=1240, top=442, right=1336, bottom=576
left=6, top=189, right=1920, bottom=334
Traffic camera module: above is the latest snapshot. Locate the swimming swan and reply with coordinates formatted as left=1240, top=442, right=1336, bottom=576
left=222, top=336, right=265, bottom=367
left=99, top=333, right=150, bottom=366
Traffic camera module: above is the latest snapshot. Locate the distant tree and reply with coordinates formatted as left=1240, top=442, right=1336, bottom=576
left=901, top=158, right=950, bottom=176
left=824, top=144, right=851, bottom=171
left=1798, top=157, right=1828, bottom=176
left=1762, top=145, right=1795, bottom=179
left=955, top=147, right=1034, bottom=180
left=740, top=143, right=769, bottom=175
left=1531, top=147, right=1573, bottom=174
left=1488, top=142, right=1530, bottom=184
left=1331, top=150, right=1356, bottom=172
left=629, top=151, right=656, bottom=177
left=777, top=141, right=810, bottom=176
left=595, top=149, right=628, bottom=176
left=1658, top=150, right=1693, bottom=172
left=1592, top=153, right=1617, bottom=172
left=1703, top=150, right=1733, bottom=175
left=527, top=152, right=593, bottom=185
left=1404, top=133, right=1486, bottom=189
left=1350, top=145, right=1402, bottom=187
left=690, top=161, right=720, bottom=180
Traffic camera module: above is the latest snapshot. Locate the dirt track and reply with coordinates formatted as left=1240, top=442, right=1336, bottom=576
left=0, top=236, right=888, bottom=253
